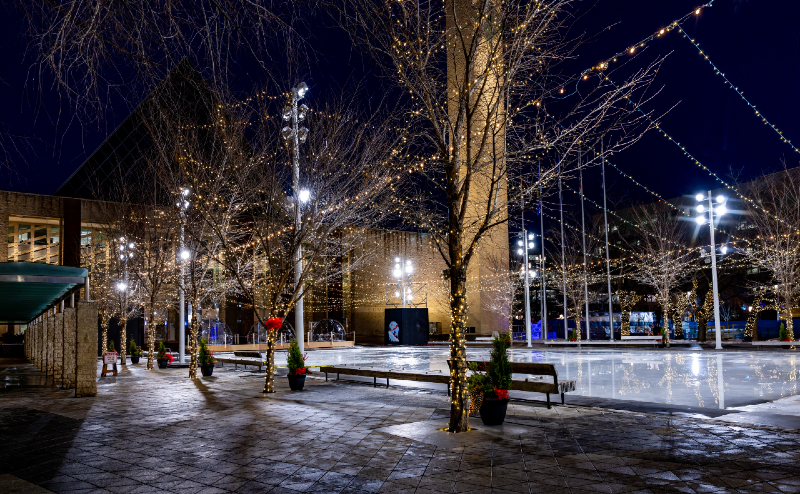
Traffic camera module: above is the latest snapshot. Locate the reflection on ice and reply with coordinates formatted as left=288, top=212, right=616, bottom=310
left=265, top=346, right=798, bottom=410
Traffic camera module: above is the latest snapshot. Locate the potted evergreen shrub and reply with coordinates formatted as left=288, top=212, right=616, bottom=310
left=156, top=342, right=173, bottom=369
left=198, top=338, right=216, bottom=376
left=286, top=340, right=308, bottom=391
left=128, top=339, right=141, bottom=364
left=478, top=332, right=512, bottom=425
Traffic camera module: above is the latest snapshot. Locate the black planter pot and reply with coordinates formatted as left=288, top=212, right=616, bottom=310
left=131, top=356, right=140, bottom=364
left=201, top=364, right=214, bottom=377
left=157, top=359, right=168, bottom=369
left=287, top=374, right=306, bottom=391
left=479, top=397, right=509, bottom=426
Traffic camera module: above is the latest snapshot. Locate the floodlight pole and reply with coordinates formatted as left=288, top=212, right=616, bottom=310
left=539, top=164, right=547, bottom=341
left=521, top=201, right=532, bottom=347
left=601, top=147, right=614, bottom=341
left=559, top=168, right=568, bottom=338
left=179, top=202, right=186, bottom=363
left=707, top=191, right=723, bottom=350
left=579, top=166, right=590, bottom=341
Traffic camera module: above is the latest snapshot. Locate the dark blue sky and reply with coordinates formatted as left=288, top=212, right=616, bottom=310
left=0, top=0, right=797, bottom=205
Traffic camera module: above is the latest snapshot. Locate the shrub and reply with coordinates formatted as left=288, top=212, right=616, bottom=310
left=287, top=340, right=307, bottom=375
left=128, top=339, right=141, bottom=357
left=198, top=338, right=215, bottom=365
left=108, top=340, right=116, bottom=352
left=485, top=332, right=512, bottom=397
left=779, top=322, right=789, bottom=341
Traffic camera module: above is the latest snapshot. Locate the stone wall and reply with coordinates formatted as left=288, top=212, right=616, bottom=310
left=52, top=313, right=64, bottom=385
left=75, top=301, right=98, bottom=397
left=62, top=308, right=77, bottom=389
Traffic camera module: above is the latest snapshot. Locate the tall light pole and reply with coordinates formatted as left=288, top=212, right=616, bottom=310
left=601, top=145, right=614, bottom=341
left=695, top=191, right=727, bottom=350
left=559, top=169, right=568, bottom=339
left=117, top=237, right=134, bottom=364
left=517, top=229, right=535, bottom=347
left=178, top=188, right=190, bottom=363
left=539, top=164, right=547, bottom=341
left=579, top=166, right=590, bottom=341
left=282, top=82, right=309, bottom=354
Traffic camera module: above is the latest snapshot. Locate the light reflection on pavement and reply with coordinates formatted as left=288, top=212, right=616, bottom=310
left=251, top=346, right=800, bottom=410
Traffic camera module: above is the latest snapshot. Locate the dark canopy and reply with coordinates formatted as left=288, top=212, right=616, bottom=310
left=0, top=263, right=87, bottom=323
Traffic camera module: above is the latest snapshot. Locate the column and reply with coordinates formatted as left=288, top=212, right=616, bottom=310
left=53, top=312, right=64, bottom=385
left=62, top=307, right=77, bottom=389
left=75, top=300, right=98, bottom=397
left=44, top=317, right=52, bottom=375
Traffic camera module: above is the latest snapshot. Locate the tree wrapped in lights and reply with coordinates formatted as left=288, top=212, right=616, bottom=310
left=617, top=290, right=641, bottom=337
left=340, top=0, right=661, bottom=432
left=740, top=167, right=800, bottom=341
left=627, top=203, right=696, bottom=347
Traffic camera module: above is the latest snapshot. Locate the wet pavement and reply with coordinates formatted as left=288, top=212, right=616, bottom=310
left=262, top=347, right=800, bottom=410
left=2, top=357, right=800, bottom=493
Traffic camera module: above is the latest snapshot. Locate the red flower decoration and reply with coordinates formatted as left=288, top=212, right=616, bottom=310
left=166, top=354, right=175, bottom=364
left=264, top=317, right=283, bottom=332
left=295, top=368, right=307, bottom=375
left=493, top=387, right=509, bottom=400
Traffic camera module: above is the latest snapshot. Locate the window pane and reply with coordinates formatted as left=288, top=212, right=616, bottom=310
left=50, top=226, right=59, bottom=234
left=18, top=225, right=30, bottom=232
left=7, top=227, right=13, bottom=234
left=34, top=228, right=47, bottom=238
left=18, top=232, right=30, bottom=242
left=50, top=235, right=59, bottom=244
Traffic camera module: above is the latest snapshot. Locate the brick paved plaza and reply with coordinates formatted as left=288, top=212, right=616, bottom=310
left=2, top=359, right=800, bottom=494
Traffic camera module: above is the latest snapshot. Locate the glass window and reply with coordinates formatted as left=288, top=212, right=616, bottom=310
left=50, top=236, right=59, bottom=244
left=34, top=238, right=47, bottom=246
left=7, top=236, right=13, bottom=243
left=18, top=225, right=30, bottom=232
left=50, top=226, right=59, bottom=234
left=18, top=232, right=30, bottom=242
left=7, top=226, right=13, bottom=234
left=34, top=227, right=47, bottom=238
left=94, top=232, right=105, bottom=242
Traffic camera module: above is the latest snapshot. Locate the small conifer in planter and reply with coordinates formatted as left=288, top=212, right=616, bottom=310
left=198, top=338, right=216, bottom=376
left=128, top=339, right=142, bottom=364
left=108, top=339, right=116, bottom=353
left=286, top=340, right=309, bottom=390
left=479, top=332, right=512, bottom=425
left=156, top=342, right=173, bottom=368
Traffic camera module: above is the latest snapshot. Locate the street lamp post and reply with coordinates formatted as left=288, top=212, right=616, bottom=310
left=178, top=188, right=190, bottom=363
left=695, top=191, right=727, bottom=350
left=117, top=237, right=134, bottom=364
left=282, top=82, right=309, bottom=354
left=516, top=231, right=535, bottom=347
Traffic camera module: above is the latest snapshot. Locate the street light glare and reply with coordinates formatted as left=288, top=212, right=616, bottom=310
left=695, top=193, right=704, bottom=201
left=696, top=216, right=707, bottom=225
left=528, top=242, right=534, bottom=249
left=527, top=233, right=534, bottom=240
left=717, top=195, right=726, bottom=204
left=298, top=189, right=311, bottom=203
left=116, top=282, right=127, bottom=291
left=182, top=188, right=190, bottom=196
left=720, top=245, right=728, bottom=254
left=696, top=204, right=705, bottom=213
left=296, top=82, right=309, bottom=98
left=517, top=240, right=523, bottom=246
left=180, top=249, right=190, bottom=260
left=517, top=248, right=524, bottom=255
left=715, top=204, right=727, bottom=215
left=395, top=257, right=400, bottom=263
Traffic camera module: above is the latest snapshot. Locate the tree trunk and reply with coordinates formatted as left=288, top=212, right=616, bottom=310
left=786, top=315, right=795, bottom=342
left=100, top=310, right=109, bottom=354
left=119, top=316, right=127, bottom=365
left=263, top=326, right=276, bottom=393
left=188, top=299, right=199, bottom=379
left=662, top=302, right=671, bottom=347
left=620, top=310, right=631, bottom=336
left=146, top=305, right=156, bottom=370
left=448, top=265, right=469, bottom=433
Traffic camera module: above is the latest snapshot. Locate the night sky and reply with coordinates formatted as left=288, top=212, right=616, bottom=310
left=0, top=0, right=797, bottom=213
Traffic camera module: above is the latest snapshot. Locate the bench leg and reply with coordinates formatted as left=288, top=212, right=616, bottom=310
left=561, top=393, right=565, bottom=405
left=387, top=378, right=389, bottom=388
left=373, top=376, right=376, bottom=387
left=325, top=372, right=328, bottom=381
left=337, top=373, right=340, bottom=381
left=546, top=393, right=551, bottom=409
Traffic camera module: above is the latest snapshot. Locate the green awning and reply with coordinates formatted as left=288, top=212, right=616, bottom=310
left=0, top=262, right=88, bottom=323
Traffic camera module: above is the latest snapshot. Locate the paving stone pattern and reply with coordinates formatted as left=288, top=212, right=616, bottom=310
left=1, top=361, right=800, bottom=494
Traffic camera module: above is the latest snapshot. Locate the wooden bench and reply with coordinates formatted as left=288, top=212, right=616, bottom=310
left=320, top=365, right=451, bottom=392
left=463, top=361, right=576, bottom=408
left=217, top=351, right=264, bottom=371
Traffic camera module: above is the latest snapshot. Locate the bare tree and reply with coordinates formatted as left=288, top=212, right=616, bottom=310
left=742, top=166, right=800, bottom=341
left=627, top=203, right=697, bottom=346
left=338, top=0, right=660, bottom=432
left=617, top=290, right=641, bottom=337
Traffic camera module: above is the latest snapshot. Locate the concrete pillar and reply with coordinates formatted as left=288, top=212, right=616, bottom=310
left=75, top=300, right=98, bottom=397
left=53, top=312, right=64, bottom=385
left=62, top=307, right=77, bottom=389
left=44, top=317, right=51, bottom=375
left=31, top=321, right=37, bottom=367
left=35, top=320, right=41, bottom=369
